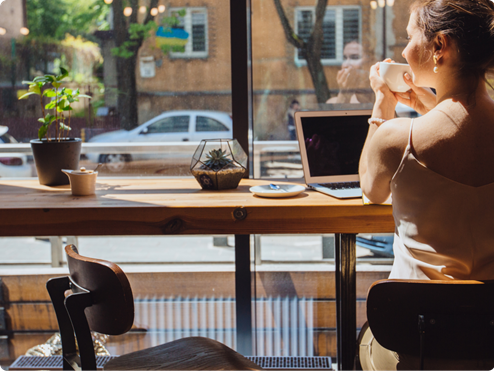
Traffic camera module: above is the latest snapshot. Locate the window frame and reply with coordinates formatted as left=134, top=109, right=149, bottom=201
left=294, top=5, right=362, bottom=67
left=169, top=7, right=209, bottom=59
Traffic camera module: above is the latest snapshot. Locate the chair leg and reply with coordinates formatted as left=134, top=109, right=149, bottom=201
left=65, top=291, right=96, bottom=371
left=46, top=277, right=78, bottom=370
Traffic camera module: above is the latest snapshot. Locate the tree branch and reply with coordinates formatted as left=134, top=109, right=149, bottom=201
left=309, top=0, right=328, bottom=58
left=143, top=0, right=160, bottom=25
left=273, top=0, right=304, bottom=49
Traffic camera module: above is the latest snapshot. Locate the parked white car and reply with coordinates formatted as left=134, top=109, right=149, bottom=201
left=86, top=110, right=232, bottom=172
left=0, top=126, right=32, bottom=178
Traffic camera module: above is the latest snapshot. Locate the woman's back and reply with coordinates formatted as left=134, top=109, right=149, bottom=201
left=410, top=97, right=494, bottom=187
left=390, top=113, right=494, bottom=280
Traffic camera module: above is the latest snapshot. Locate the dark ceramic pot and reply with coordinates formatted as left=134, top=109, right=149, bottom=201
left=31, top=138, right=82, bottom=186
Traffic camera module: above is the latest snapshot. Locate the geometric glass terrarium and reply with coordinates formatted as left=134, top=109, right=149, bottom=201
left=190, top=139, right=248, bottom=190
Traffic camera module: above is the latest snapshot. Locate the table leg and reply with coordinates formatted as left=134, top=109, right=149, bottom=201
left=235, top=234, right=253, bottom=355
left=335, top=234, right=357, bottom=370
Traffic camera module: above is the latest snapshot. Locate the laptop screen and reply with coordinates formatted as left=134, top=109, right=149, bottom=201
left=300, top=113, right=370, bottom=178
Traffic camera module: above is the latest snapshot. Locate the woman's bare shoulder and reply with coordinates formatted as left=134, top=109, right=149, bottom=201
left=373, top=117, right=412, bottom=151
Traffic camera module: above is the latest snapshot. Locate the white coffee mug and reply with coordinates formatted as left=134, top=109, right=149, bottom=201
left=379, top=62, right=413, bottom=93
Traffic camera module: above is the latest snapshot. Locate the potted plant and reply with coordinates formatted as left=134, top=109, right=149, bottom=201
left=19, top=68, right=91, bottom=186
left=190, top=139, right=247, bottom=190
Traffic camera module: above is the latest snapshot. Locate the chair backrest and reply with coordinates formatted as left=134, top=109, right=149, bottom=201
left=367, top=279, right=494, bottom=359
left=46, top=245, right=134, bottom=370
left=65, top=244, right=134, bottom=335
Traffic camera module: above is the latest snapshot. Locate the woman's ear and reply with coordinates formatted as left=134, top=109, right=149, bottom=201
left=433, top=33, right=449, bottom=61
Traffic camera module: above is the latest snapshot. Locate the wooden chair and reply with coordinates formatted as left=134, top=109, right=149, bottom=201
left=361, top=279, right=494, bottom=370
left=46, top=244, right=261, bottom=370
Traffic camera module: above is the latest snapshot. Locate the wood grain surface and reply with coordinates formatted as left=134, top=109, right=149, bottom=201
left=0, top=178, right=394, bottom=236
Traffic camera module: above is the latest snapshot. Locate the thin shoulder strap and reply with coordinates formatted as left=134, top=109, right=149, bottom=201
left=390, top=118, right=415, bottom=182
left=407, top=119, right=415, bottom=151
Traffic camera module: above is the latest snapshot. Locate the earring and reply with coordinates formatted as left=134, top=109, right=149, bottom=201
left=433, top=55, right=439, bottom=73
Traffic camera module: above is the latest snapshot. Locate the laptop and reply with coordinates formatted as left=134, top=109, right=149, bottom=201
left=294, top=109, right=372, bottom=199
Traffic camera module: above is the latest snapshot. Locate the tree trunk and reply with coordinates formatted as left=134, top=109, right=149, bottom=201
left=112, top=0, right=138, bottom=130
left=116, top=54, right=139, bottom=130
left=112, top=0, right=159, bottom=130
left=305, top=52, right=330, bottom=103
left=274, top=0, right=331, bottom=103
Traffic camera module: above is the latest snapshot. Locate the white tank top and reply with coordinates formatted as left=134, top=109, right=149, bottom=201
left=389, top=119, right=494, bottom=280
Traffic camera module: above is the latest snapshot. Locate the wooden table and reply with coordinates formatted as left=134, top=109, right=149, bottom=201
left=0, top=178, right=394, bottom=369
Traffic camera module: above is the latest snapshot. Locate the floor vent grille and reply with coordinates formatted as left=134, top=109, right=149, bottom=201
left=10, top=355, right=332, bottom=370
left=247, top=356, right=332, bottom=369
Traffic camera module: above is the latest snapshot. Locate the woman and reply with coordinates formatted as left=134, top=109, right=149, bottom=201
left=358, top=0, right=494, bottom=368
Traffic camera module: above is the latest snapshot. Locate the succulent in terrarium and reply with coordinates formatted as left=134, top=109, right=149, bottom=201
left=203, top=148, right=233, bottom=170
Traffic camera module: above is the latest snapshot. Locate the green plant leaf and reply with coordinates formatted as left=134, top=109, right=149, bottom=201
left=18, top=91, right=38, bottom=100
left=57, top=100, right=67, bottom=111
left=28, top=83, right=42, bottom=94
left=78, top=94, right=92, bottom=99
left=45, top=101, right=56, bottom=109
left=59, top=123, right=72, bottom=131
left=38, top=125, right=48, bottom=140
left=33, top=76, right=50, bottom=83
left=62, top=105, right=73, bottom=111
left=56, top=67, right=69, bottom=81
left=43, top=89, right=57, bottom=97
left=52, top=82, right=61, bottom=88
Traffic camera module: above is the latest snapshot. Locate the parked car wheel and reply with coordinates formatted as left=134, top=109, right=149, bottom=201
left=100, top=154, right=131, bottom=173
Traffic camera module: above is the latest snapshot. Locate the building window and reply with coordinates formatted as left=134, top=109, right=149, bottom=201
left=170, top=7, right=208, bottom=58
left=295, top=6, right=361, bottom=65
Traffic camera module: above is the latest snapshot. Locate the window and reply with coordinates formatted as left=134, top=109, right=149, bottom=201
left=170, top=8, right=208, bottom=58
left=146, top=116, right=189, bottom=134
left=196, top=116, right=229, bottom=132
left=295, top=6, right=361, bottom=65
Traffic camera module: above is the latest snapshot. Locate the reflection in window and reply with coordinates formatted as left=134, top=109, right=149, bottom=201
left=296, top=6, right=361, bottom=64
left=171, top=8, right=208, bottom=58
left=196, top=116, right=229, bottom=132
left=147, top=116, right=189, bottom=134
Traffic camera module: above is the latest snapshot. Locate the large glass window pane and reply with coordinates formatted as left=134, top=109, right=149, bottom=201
left=251, top=0, right=405, bottom=360
left=1, top=0, right=231, bottom=178
left=0, top=0, right=236, bottom=366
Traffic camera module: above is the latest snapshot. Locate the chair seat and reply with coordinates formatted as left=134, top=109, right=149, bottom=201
left=104, top=337, right=261, bottom=370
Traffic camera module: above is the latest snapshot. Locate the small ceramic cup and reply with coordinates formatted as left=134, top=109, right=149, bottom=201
left=62, top=167, right=98, bottom=196
left=379, top=62, right=413, bottom=93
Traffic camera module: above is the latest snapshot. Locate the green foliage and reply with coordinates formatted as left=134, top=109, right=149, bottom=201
left=112, top=9, right=187, bottom=59
left=19, top=67, right=91, bottom=141
left=26, top=0, right=110, bottom=41
left=112, top=21, right=158, bottom=59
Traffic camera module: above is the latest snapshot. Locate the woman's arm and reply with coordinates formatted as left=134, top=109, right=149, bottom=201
left=359, top=119, right=410, bottom=203
left=359, top=62, right=410, bottom=203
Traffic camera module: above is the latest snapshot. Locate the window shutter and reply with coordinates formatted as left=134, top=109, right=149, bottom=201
left=297, top=10, right=313, bottom=60
left=343, top=9, right=360, bottom=46
left=322, top=10, right=336, bottom=59
left=191, top=12, right=207, bottom=52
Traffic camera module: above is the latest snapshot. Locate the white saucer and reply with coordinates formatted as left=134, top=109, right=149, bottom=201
left=249, top=184, right=306, bottom=198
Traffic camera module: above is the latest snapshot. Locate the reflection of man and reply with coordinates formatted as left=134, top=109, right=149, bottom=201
left=326, top=41, right=374, bottom=104
left=287, top=99, right=300, bottom=140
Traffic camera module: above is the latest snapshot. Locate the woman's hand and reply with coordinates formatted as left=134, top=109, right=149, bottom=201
left=395, top=73, right=437, bottom=115
left=369, top=60, right=398, bottom=120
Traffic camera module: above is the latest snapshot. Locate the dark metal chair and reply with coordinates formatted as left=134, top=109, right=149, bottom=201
left=360, top=279, right=494, bottom=370
left=47, top=244, right=261, bottom=370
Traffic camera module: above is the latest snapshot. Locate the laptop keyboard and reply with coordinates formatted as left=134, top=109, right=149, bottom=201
left=318, top=181, right=360, bottom=190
